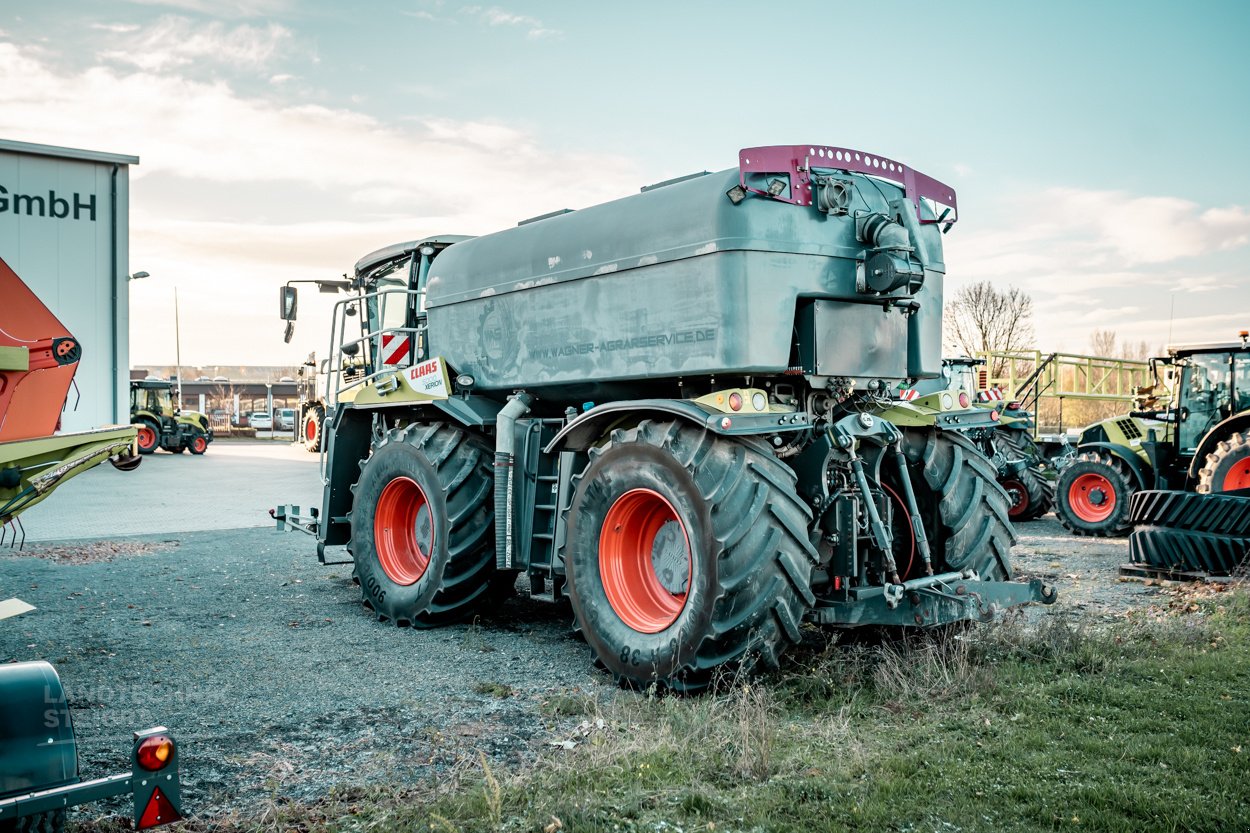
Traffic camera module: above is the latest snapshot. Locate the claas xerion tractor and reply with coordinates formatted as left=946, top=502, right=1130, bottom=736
left=129, top=378, right=212, bottom=455
left=275, top=144, right=1056, bottom=691
left=1054, top=333, right=1250, bottom=536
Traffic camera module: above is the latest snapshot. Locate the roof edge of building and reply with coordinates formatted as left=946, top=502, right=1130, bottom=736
left=0, top=138, right=140, bottom=166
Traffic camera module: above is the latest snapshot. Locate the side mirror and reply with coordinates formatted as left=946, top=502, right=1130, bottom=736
left=284, top=321, right=294, bottom=344
left=279, top=286, right=298, bottom=321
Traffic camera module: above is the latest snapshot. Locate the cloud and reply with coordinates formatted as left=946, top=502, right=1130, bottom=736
left=942, top=184, right=1250, bottom=352
left=462, top=5, right=562, bottom=39
left=91, top=23, right=142, bottom=33
left=96, top=16, right=293, bottom=71
left=123, top=0, right=293, bottom=17
left=0, top=38, right=639, bottom=365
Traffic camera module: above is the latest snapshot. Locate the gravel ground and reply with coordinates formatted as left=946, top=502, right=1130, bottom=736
left=0, top=513, right=1172, bottom=820
left=0, top=529, right=604, bottom=816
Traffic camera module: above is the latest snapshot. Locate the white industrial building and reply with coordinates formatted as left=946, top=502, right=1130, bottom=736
left=0, top=139, right=138, bottom=433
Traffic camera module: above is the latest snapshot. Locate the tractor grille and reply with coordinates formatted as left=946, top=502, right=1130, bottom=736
left=1116, top=418, right=1143, bottom=441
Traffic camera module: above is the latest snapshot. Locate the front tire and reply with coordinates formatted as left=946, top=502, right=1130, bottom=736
left=564, top=420, right=816, bottom=692
left=189, top=433, right=208, bottom=455
left=1055, top=451, right=1136, bottom=536
left=349, top=422, right=498, bottom=627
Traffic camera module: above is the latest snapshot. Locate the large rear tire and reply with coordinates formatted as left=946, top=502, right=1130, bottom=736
left=349, top=422, right=498, bottom=628
left=1197, top=429, right=1250, bottom=493
left=1055, top=451, right=1136, bottom=537
left=564, top=420, right=817, bottom=692
left=303, top=405, right=325, bottom=453
left=900, top=428, right=1016, bottom=580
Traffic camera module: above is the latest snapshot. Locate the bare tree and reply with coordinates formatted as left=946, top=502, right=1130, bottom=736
left=943, top=281, right=1035, bottom=375
left=1089, top=328, right=1117, bottom=357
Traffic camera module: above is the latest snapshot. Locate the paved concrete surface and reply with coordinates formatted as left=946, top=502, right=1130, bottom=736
left=17, top=440, right=323, bottom=542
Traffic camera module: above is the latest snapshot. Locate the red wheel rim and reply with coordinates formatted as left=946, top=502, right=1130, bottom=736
left=305, top=418, right=317, bottom=442
left=599, top=488, right=690, bottom=633
left=374, top=476, right=434, bottom=585
left=1001, top=479, right=1029, bottom=519
left=193, top=437, right=206, bottom=453
left=137, top=426, right=157, bottom=450
left=1222, top=456, right=1250, bottom=491
left=1068, top=472, right=1116, bottom=522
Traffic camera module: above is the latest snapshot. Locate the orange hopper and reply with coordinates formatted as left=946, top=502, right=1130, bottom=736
left=0, top=255, right=81, bottom=441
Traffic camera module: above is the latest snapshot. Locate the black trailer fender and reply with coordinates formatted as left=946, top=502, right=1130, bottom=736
left=545, top=398, right=812, bottom=454
left=1076, top=441, right=1153, bottom=490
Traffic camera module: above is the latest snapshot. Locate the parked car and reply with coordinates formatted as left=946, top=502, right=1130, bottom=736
left=250, top=412, right=273, bottom=431
left=276, top=408, right=297, bottom=431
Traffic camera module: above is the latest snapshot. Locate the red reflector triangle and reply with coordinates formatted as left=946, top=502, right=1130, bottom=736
left=139, top=786, right=182, bottom=830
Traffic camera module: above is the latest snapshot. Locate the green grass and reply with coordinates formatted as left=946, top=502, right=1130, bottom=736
left=84, top=590, right=1250, bottom=833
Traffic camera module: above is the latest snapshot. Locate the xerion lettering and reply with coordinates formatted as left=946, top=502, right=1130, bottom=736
left=0, top=186, right=97, bottom=222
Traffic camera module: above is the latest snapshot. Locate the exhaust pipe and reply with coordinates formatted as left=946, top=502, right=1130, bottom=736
left=494, top=391, right=533, bottom=569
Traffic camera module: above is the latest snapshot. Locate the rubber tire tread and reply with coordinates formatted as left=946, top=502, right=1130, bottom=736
left=303, top=405, right=325, bottom=453
left=1197, top=429, right=1250, bottom=494
left=995, top=429, right=1054, bottom=521
left=1129, top=525, right=1250, bottom=575
left=0, top=811, right=66, bottom=833
left=349, top=422, right=497, bottom=628
left=901, top=428, right=1016, bottom=580
left=1129, top=489, right=1250, bottom=536
left=189, top=431, right=208, bottom=455
left=1055, top=451, right=1136, bottom=537
left=136, top=419, right=160, bottom=455
left=564, top=419, right=817, bottom=693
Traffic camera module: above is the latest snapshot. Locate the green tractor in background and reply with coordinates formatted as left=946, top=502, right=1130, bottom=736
left=129, top=378, right=213, bottom=455
left=903, top=357, right=1055, bottom=521
left=1054, top=333, right=1250, bottom=536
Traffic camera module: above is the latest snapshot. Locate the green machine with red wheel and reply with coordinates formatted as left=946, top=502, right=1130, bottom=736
left=129, top=378, right=212, bottom=455
left=1055, top=333, right=1250, bottom=536
left=275, top=144, right=1055, bottom=691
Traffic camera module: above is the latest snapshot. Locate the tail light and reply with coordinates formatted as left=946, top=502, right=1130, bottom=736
left=958, top=392, right=970, bottom=408
left=728, top=392, right=743, bottom=411
left=136, top=735, right=175, bottom=771
left=990, top=409, right=1000, bottom=422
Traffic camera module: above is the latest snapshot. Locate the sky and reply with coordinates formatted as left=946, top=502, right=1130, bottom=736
left=1, top=0, right=1248, bottom=367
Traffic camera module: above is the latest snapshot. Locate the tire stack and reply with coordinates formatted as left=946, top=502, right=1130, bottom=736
left=1127, top=489, right=1250, bottom=576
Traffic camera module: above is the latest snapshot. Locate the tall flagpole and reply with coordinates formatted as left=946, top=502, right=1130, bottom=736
left=175, top=286, right=183, bottom=408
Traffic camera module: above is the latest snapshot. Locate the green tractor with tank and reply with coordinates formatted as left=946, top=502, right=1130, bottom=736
left=129, top=378, right=213, bottom=455
left=1054, top=333, right=1250, bottom=536
left=275, top=144, right=1055, bottom=691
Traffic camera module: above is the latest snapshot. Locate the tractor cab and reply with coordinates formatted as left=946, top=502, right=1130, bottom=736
left=130, top=378, right=177, bottom=418
left=1169, top=339, right=1250, bottom=455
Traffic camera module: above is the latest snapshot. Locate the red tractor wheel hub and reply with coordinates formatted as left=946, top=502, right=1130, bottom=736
left=1001, top=479, right=1029, bottom=519
left=599, top=489, right=691, bottom=634
left=1223, top=458, right=1250, bottom=491
left=374, top=476, right=434, bottom=585
left=1068, top=472, right=1116, bottom=522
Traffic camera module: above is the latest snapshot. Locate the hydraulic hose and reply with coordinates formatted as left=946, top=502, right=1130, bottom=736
left=494, top=391, right=533, bottom=569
